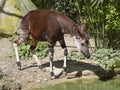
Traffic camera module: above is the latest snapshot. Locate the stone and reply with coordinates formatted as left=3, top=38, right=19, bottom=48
left=54, top=68, right=63, bottom=77
left=82, top=70, right=95, bottom=76
left=114, top=68, right=120, bottom=75
left=44, top=78, right=48, bottom=81
left=0, top=0, right=36, bottom=35
left=66, top=71, right=82, bottom=79
left=104, top=69, right=116, bottom=78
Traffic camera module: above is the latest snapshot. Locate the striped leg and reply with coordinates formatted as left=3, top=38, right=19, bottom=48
left=59, top=38, right=68, bottom=76
left=30, top=40, right=42, bottom=69
left=30, top=45, right=42, bottom=69
left=63, top=48, right=68, bottom=74
left=13, top=38, right=25, bottom=70
left=48, top=43, right=55, bottom=80
left=13, top=27, right=29, bottom=70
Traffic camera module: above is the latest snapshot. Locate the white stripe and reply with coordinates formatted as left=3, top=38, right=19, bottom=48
left=13, top=43, right=20, bottom=62
left=49, top=52, right=53, bottom=72
left=74, top=36, right=81, bottom=51
left=63, top=56, right=67, bottom=68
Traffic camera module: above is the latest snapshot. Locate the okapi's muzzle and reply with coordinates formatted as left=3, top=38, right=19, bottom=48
left=74, top=37, right=90, bottom=59
left=81, top=50, right=90, bottom=59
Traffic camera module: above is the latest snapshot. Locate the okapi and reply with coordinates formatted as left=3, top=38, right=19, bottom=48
left=13, top=9, right=90, bottom=79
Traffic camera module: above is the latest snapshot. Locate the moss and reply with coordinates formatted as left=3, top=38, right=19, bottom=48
left=0, top=0, right=36, bottom=35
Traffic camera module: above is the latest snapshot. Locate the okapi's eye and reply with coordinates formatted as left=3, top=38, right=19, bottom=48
left=86, top=40, right=89, bottom=45
left=81, top=43, right=85, bottom=46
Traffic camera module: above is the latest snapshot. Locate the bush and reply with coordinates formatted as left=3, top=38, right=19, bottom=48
left=68, top=50, right=85, bottom=60
left=68, top=49, right=120, bottom=69
left=91, top=49, right=120, bottom=69
left=9, top=41, right=48, bottom=60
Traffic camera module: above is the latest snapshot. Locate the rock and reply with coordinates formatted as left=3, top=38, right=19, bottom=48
left=35, top=80, right=41, bottom=83
left=98, top=69, right=116, bottom=80
left=54, top=68, right=63, bottom=77
left=104, top=69, right=116, bottom=78
left=114, top=68, right=120, bottom=75
left=82, top=70, right=95, bottom=76
left=0, top=0, right=36, bottom=35
left=44, top=66, right=63, bottom=77
left=0, top=38, right=13, bottom=57
left=66, top=71, right=82, bottom=79
left=44, top=78, right=48, bottom=81
left=2, top=81, right=22, bottom=90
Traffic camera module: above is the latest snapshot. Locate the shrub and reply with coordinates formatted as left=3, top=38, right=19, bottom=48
left=9, top=41, right=48, bottom=60
left=68, top=49, right=120, bottom=69
left=91, top=49, right=120, bottom=69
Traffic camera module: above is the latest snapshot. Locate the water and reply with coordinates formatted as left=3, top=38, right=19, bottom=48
left=33, top=76, right=120, bottom=90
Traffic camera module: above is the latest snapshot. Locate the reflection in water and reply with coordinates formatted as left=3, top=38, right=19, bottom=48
left=34, top=76, right=120, bottom=90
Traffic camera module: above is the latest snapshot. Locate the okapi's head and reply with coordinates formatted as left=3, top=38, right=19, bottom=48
left=74, top=23, right=90, bottom=58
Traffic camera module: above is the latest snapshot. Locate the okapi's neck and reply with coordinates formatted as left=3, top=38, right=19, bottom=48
left=56, top=13, right=77, bottom=36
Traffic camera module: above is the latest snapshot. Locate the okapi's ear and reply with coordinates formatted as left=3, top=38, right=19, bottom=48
left=86, top=34, right=90, bottom=39
left=78, top=23, right=87, bottom=35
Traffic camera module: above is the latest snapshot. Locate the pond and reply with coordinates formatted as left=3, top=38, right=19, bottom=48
left=32, top=76, right=120, bottom=90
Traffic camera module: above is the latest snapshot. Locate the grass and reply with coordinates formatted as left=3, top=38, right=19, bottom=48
left=9, top=40, right=48, bottom=60
left=68, top=49, right=120, bottom=69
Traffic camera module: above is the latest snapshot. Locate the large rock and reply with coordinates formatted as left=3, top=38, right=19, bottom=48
left=0, top=0, right=36, bottom=35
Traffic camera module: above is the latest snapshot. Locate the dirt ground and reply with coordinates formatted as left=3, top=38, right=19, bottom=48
left=0, top=35, right=117, bottom=90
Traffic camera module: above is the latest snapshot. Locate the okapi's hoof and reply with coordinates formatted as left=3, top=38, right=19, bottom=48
left=50, top=72, right=55, bottom=80
left=16, top=62, right=22, bottom=70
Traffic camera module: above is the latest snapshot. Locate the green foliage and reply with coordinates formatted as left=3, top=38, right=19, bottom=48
left=18, top=42, right=32, bottom=60
left=52, top=0, right=78, bottom=21
left=68, top=50, right=85, bottom=60
left=91, top=49, right=120, bottom=69
left=91, top=49, right=120, bottom=60
left=36, top=42, right=48, bottom=58
left=32, top=0, right=78, bottom=21
left=19, top=41, right=48, bottom=60
left=68, top=49, right=120, bottom=69
left=9, top=41, right=48, bottom=60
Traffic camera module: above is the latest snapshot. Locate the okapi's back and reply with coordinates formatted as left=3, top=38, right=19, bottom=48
left=18, top=9, right=76, bottom=41
left=21, top=10, right=59, bottom=30
left=18, top=10, right=64, bottom=41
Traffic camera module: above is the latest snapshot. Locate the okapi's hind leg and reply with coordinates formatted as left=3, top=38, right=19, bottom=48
left=30, top=45, right=42, bottom=69
left=13, top=38, right=25, bottom=70
left=48, top=43, right=55, bottom=80
left=30, top=39, right=42, bottom=69
left=59, top=38, right=68, bottom=76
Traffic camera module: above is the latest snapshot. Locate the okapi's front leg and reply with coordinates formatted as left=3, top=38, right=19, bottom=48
left=48, top=43, right=55, bottom=79
left=63, top=48, right=68, bottom=75
left=13, top=38, right=25, bottom=70
left=59, top=39, right=68, bottom=76
left=30, top=39, right=42, bottom=69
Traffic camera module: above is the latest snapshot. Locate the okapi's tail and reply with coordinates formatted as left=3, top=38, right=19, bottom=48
left=14, top=16, right=30, bottom=45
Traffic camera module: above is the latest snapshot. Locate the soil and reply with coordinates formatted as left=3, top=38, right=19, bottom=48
left=0, top=35, right=118, bottom=90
